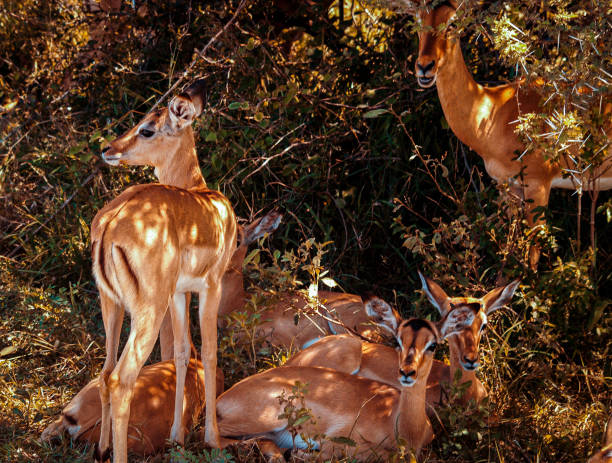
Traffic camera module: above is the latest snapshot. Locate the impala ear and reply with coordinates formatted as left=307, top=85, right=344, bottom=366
left=242, top=210, right=283, bottom=246
left=482, top=280, right=519, bottom=314
left=418, top=271, right=450, bottom=315
left=183, top=79, right=206, bottom=117
left=438, top=306, right=475, bottom=339
left=364, top=296, right=402, bottom=336
left=168, top=94, right=197, bottom=130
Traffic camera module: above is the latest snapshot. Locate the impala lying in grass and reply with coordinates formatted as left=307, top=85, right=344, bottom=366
left=214, top=298, right=477, bottom=461
left=41, top=356, right=224, bottom=455
left=286, top=274, right=519, bottom=407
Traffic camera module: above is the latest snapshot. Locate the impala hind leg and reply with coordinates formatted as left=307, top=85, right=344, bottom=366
left=257, top=440, right=287, bottom=463
left=159, top=293, right=192, bottom=361
left=96, top=292, right=124, bottom=462
left=108, top=306, right=166, bottom=463
left=170, top=292, right=191, bottom=444
left=199, top=283, right=222, bottom=448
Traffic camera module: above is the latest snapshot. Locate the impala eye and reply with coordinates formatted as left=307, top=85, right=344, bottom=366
left=139, top=128, right=155, bottom=138
left=426, top=342, right=437, bottom=352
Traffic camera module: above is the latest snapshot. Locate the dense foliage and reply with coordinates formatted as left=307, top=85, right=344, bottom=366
left=0, top=0, right=610, bottom=461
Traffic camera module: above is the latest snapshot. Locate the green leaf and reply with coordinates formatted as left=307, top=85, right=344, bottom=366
left=80, top=151, right=93, bottom=163
left=68, top=141, right=87, bottom=156
left=243, top=249, right=259, bottom=267
left=363, top=108, right=388, bottom=119
left=228, top=102, right=243, bottom=110
left=88, top=130, right=101, bottom=143
left=330, top=436, right=356, bottom=446
left=205, top=132, right=217, bottom=142
left=283, top=84, right=298, bottom=105
left=292, top=414, right=311, bottom=426
left=246, top=37, right=257, bottom=50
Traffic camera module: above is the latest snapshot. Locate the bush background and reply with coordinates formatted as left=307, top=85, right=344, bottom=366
left=0, top=0, right=610, bottom=461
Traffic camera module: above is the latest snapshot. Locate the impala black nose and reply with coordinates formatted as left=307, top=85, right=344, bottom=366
left=417, top=60, right=435, bottom=74
left=399, top=368, right=416, bottom=378
left=101, top=146, right=110, bottom=154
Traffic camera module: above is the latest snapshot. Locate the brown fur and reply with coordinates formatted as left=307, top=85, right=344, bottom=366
left=41, top=359, right=224, bottom=455
left=286, top=278, right=519, bottom=409
left=93, top=81, right=237, bottom=462
left=414, top=2, right=612, bottom=267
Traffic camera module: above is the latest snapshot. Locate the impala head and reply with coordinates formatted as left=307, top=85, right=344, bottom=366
left=101, top=80, right=207, bottom=168
left=412, top=0, right=458, bottom=88
left=218, top=210, right=283, bottom=316
left=364, top=297, right=475, bottom=388
left=418, top=272, right=519, bottom=371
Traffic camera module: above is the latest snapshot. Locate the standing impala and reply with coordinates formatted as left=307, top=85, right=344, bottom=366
left=398, top=0, right=611, bottom=266
left=92, top=80, right=237, bottom=462
left=215, top=302, right=477, bottom=461
left=286, top=274, right=519, bottom=407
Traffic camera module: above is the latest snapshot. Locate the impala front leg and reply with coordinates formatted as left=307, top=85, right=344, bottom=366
left=160, top=293, right=192, bottom=361
left=170, top=292, right=191, bottom=444
left=199, top=283, right=222, bottom=448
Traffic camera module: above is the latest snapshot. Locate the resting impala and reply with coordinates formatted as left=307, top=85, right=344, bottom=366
left=589, top=415, right=612, bottom=463
left=287, top=274, right=519, bottom=407
left=40, top=356, right=224, bottom=455
left=215, top=300, right=477, bottom=461
left=92, top=80, right=237, bottom=462
left=397, top=0, right=612, bottom=266
left=251, top=289, right=396, bottom=349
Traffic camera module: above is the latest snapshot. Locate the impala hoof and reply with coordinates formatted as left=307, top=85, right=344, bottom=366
left=205, top=431, right=221, bottom=449
left=93, top=442, right=112, bottom=463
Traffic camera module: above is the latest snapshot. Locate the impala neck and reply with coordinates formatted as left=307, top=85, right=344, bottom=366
left=156, top=128, right=207, bottom=190
left=435, top=38, right=488, bottom=151
left=396, top=379, right=430, bottom=454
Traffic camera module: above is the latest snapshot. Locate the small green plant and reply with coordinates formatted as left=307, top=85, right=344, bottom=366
left=277, top=382, right=314, bottom=434
left=432, top=369, right=491, bottom=460
left=167, top=446, right=235, bottom=463
left=276, top=381, right=319, bottom=453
